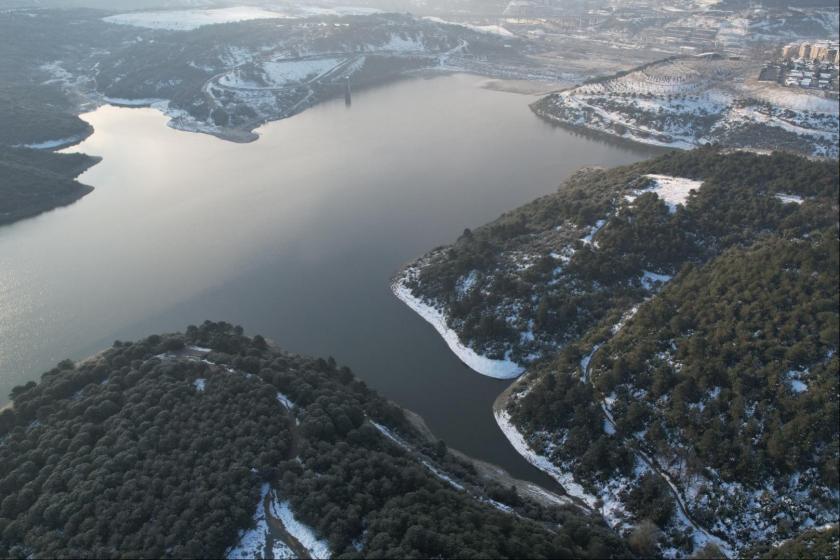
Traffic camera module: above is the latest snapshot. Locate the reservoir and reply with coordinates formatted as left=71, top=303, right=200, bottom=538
left=0, top=73, right=658, bottom=488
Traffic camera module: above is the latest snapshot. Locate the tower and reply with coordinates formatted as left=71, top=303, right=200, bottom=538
left=344, top=76, right=352, bottom=107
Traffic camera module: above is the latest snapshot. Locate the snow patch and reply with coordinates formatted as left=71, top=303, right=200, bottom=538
left=495, top=410, right=598, bottom=508
left=371, top=420, right=410, bottom=451
left=455, top=270, right=479, bottom=297
left=630, top=175, right=703, bottom=213
left=424, top=17, right=515, bottom=37
left=18, top=134, right=87, bottom=150
left=421, top=460, right=466, bottom=491
left=775, top=193, right=804, bottom=205
left=372, top=421, right=465, bottom=490
left=104, top=7, right=288, bottom=31
left=581, top=219, right=606, bottom=246
left=261, top=58, right=340, bottom=86
left=272, top=540, right=295, bottom=560
left=640, top=270, right=673, bottom=290
left=378, top=33, right=426, bottom=52
left=227, top=483, right=270, bottom=560
left=104, top=96, right=167, bottom=107
left=270, top=499, right=331, bottom=559
left=481, top=497, right=515, bottom=513
left=276, top=392, right=294, bottom=410
left=785, top=369, right=809, bottom=393
left=393, top=274, right=524, bottom=379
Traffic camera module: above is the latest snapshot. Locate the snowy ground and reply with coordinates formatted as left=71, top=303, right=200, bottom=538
left=227, top=483, right=272, bottom=560
left=226, top=482, right=331, bottom=559
left=626, top=175, right=703, bottom=213
left=423, top=17, right=515, bottom=38
left=18, top=133, right=89, bottom=150
left=535, top=56, right=839, bottom=157
left=494, top=409, right=598, bottom=508
left=371, top=420, right=467, bottom=491
left=262, top=58, right=341, bottom=86
left=393, top=270, right=524, bottom=379
left=270, top=498, right=331, bottom=559
left=641, top=270, right=673, bottom=290
left=103, top=7, right=290, bottom=31
left=776, top=193, right=804, bottom=205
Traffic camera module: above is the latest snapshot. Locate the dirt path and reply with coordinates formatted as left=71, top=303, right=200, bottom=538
left=263, top=491, right=312, bottom=560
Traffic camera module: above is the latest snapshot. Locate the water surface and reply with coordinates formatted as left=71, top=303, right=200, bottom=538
left=0, top=73, right=659, bottom=486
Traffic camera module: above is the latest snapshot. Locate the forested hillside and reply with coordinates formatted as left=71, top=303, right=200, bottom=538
left=396, top=148, right=839, bottom=557
left=0, top=322, right=626, bottom=559
left=0, top=146, right=99, bottom=226
left=400, top=148, right=838, bottom=366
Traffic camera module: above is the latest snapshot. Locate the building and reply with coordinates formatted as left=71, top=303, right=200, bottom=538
left=782, top=44, right=798, bottom=59
left=799, top=43, right=811, bottom=59
left=780, top=42, right=840, bottom=64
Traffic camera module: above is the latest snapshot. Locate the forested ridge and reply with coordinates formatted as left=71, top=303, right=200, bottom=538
left=0, top=322, right=626, bottom=559
left=400, top=148, right=839, bottom=557
left=403, top=147, right=838, bottom=365
left=0, top=146, right=99, bottom=226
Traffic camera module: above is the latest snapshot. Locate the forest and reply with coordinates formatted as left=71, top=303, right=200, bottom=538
left=404, top=148, right=838, bottom=364
left=0, top=9, right=118, bottom=147
left=402, top=148, right=839, bottom=556
left=0, top=146, right=99, bottom=226
left=0, top=322, right=627, bottom=559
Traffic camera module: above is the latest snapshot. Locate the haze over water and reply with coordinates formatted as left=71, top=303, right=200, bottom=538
left=0, top=73, right=658, bottom=486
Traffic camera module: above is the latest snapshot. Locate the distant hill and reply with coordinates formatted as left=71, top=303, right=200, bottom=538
left=532, top=56, right=839, bottom=158
left=720, top=0, right=840, bottom=8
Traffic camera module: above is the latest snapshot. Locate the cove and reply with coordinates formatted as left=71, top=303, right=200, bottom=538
left=0, top=73, right=659, bottom=487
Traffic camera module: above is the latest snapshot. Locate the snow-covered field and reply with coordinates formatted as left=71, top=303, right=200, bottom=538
left=626, top=175, right=703, bottom=213
left=393, top=271, right=524, bottom=379
left=262, top=58, right=341, bottom=85
left=424, top=17, right=515, bottom=38
left=103, top=7, right=289, bottom=31
left=377, top=33, right=428, bottom=53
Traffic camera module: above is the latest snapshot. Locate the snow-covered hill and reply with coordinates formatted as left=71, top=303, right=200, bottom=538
left=533, top=55, right=839, bottom=158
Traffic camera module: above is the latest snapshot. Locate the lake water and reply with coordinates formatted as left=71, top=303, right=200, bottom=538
left=0, top=73, right=658, bottom=487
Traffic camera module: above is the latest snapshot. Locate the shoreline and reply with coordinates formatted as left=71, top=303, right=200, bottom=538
left=530, top=101, right=685, bottom=154
left=391, top=268, right=524, bottom=379
left=399, top=405, right=579, bottom=512
left=17, top=124, right=94, bottom=152
left=492, top=377, right=599, bottom=511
